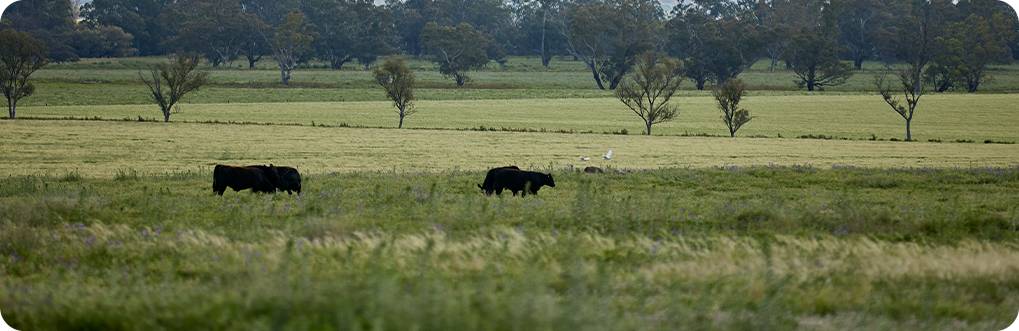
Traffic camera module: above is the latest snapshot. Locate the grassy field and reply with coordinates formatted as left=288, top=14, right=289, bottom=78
left=3, top=120, right=1019, bottom=177
left=3, top=56, right=1019, bottom=329
left=2, top=168, right=1019, bottom=329
left=18, top=57, right=1019, bottom=107
left=15, top=94, right=1019, bottom=142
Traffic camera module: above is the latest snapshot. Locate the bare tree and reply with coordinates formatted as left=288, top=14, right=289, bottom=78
left=0, top=30, right=48, bottom=119
left=614, top=52, right=684, bottom=136
left=713, top=79, right=753, bottom=137
left=374, top=57, right=417, bottom=129
left=139, top=54, right=209, bottom=122
left=875, top=68, right=924, bottom=141
left=872, top=0, right=942, bottom=141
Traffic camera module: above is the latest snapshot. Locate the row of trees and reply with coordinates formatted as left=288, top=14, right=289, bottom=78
left=3, top=0, right=1017, bottom=90
left=0, top=26, right=959, bottom=143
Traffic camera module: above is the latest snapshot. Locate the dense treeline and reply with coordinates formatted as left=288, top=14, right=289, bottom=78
left=2, top=0, right=1018, bottom=91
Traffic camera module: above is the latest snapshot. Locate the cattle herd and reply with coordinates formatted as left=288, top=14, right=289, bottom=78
left=212, top=164, right=572, bottom=197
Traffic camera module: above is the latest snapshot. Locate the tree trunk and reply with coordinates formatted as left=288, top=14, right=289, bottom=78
left=163, top=108, right=171, bottom=122
left=967, top=77, right=980, bottom=93
left=248, top=56, right=258, bottom=69
left=645, top=122, right=652, bottom=136
left=587, top=62, right=605, bottom=90
left=853, top=57, right=864, bottom=70
left=608, top=74, right=623, bottom=90
left=398, top=114, right=405, bottom=129
left=280, top=67, right=291, bottom=85
left=330, top=57, right=350, bottom=70
left=695, top=78, right=706, bottom=90
left=905, top=118, right=912, bottom=141
left=806, top=80, right=815, bottom=92
left=455, top=73, right=466, bottom=87
left=540, top=10, right=550, bottom=68
left=7, top=98, right=15, bottom=119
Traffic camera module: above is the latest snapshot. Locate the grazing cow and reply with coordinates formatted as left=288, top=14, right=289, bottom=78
left=274, top=166, right=302, bottom=195
left=583, top=166, right=605, bottom=174
left=478, top=166, right=520, bottom=193
left=479, top=167, right=556, bottom=196
left=248, top=165, right=303, bottom=195
left=213, top=165, right=280, bottom=195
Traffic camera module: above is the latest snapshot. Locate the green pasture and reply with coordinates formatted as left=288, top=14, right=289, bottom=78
left=3, top=56, right=1019, bottom=330
left=16, top=94, right=1019, bottom=142
left=2, top=168, right=1018, bottom=329
left=2, top=120, right=1018, bottom=177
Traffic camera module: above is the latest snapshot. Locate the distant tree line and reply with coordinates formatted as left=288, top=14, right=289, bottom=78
left=2, top=0, right=1018, bottom=91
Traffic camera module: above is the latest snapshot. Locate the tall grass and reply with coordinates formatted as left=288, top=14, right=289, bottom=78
left=1, top=167, right=1018, bottom=329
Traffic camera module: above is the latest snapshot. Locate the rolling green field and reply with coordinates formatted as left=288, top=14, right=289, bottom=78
left=2, top=56, right=1019, bottom=330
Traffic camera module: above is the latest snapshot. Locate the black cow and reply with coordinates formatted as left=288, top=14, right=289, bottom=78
left=479, top=167, right=555, bottom=196
left=478, top=166, right=520, bottom=193
left=213, top=165, right=280, bottom=195
left=249, top=165, right=303, bottom=195
left=274, top=166, right=302, bottom=195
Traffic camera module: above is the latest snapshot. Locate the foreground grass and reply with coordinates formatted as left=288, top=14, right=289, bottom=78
left=1, top=168, right=1018, bottom=329
left=17, top=94, right=1019, bottom=142
left=2, top=120, right=1019, bottom=177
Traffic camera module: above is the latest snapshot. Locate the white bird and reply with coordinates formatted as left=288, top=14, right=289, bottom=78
left=580, top=156, right=591, bottom=161
left=603, top=149, right=614, bottom=160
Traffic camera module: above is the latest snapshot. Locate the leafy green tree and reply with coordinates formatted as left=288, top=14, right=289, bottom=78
left=562, top=0, right=661, bottom=90
left=785, top=11, right=854, bottom=91
left=374, top=58, right=417, bottom=128
left=666, top=1, right=760, bottom=90
left=713, top=79, right=753, bottom=137
left=511, top=0, right=565, bottom=68
left=754, top=0, right=824, bottom=71
left=267, top=12, right=315, bottom=85
left=82, top=0, right=173, bottom=56
left=421, top=22, right=491, bottom=87
left=304, top=0, right=395, bottom=70
left=928, top=14, right=1015, bottom=92
left=68, top=26, right=138, bottom=58
left=165, top=0, right=249, bottom=67
left=0, top=29, right=48, bottom=119
left=1, top=0, right=78, bottom=61
left=139, top=54, right=209, bottom=122
left=352, top=3, right=398, bottom=70
left=239, top=14, right=271, bottom=69
left=388, top=0, right=512, bottom=57
left=614, top=52, right=684, bottom=136
left=303, top=0, right=359, bottom=69
left=832, top=0, right=894, bottom=69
